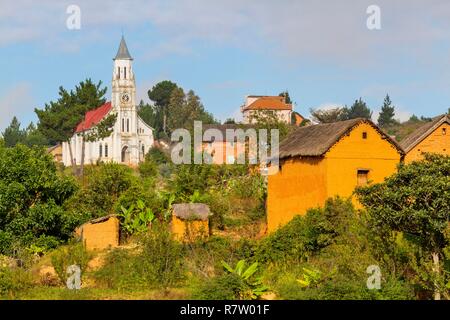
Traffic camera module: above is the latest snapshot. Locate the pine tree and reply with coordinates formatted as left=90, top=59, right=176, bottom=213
left=1, top=117, right=25, bottom=147
left=377, top=94, right=397, bottom=128
left=341, top=98, right=372, bottom=120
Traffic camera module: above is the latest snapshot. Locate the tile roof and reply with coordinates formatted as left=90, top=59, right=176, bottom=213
left=243, top=96, right=292, bottom=111
left=75, top=102, right=112, bottom=133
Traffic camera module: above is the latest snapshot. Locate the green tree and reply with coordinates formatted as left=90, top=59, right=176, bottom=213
left=279, top=91, right=293, bottom=104
left=310, top=107, right=345, bottom=123
left=23, top=122, right=48, bottom=147
left=356, top=154, right=450, bottom=300
left=341, top=98, right=372, bottom=120
left=0, top=144, right=79, bottom=254
left=2, top=117, right=25, bottom=147
left=148, top=80, right=179, bottom=135
left=377, top=95, right=397, bottom=128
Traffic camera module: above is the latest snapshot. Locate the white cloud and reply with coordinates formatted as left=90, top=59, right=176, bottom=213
left=3, top=0, right=450, bottom=66
left=0, top=83, right=35, bottom=131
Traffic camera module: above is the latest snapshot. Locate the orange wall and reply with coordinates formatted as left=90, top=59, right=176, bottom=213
left=267, top=122, right=403, bottom=233
left=405, top=123, right=450, bottom=163
left=171, top=216, right=209, bottom=242
left=326, top=123, right=402, bottom=202
left=267, top=157, right=327, bottom=232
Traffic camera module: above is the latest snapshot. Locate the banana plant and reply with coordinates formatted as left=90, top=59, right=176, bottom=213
left=221, top=259, right=269, bottom=299
left=119, top=200, right=155, bottom=235
left=297, top=267, right=322, bottom=288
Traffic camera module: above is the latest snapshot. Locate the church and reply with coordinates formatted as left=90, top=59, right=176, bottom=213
left=62, top=37, right=154, bottom=167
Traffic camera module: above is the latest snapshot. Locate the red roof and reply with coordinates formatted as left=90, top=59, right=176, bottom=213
left=243, top=96, right=292, bottom=111
left=75, top=102, right=112, bottom=133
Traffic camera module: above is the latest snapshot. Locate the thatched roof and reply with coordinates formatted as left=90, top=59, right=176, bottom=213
left=400, top=114, right=450, bottom=153
left=278, top=118, right=404, bottom=160
left=202, top=124, right=256, bottom=142
left=172, top=203, right=211, bottom=221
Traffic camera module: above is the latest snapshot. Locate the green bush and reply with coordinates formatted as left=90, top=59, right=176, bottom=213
left=94, top=223, right=185, bottom=290
left=191, top=273, right=245, bottom=300
left=0, top=267, right=34, bottom=298
left=256, top=197, right=355, bottom=264
left=0, top=145, right=79, bottom=255
left=67, top=163, right=136, bottom=218
left=50, top=242, right=91, bottom=286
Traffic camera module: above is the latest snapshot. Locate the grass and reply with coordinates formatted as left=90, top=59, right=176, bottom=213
left=11, top=287, right=189, bottom=300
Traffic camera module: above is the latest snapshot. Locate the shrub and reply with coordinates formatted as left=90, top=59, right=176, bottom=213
left=94, top=223, right=185, bottom=290
left=256, top=197, right=356, bottom=264
left=50, top=242, right=91, bottom=286
left=0, top=145, right=78, bottom=255
left=0, top=267, right=34, bottom=298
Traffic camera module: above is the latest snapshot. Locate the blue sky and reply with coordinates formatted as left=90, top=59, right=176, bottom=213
left=1, top=0, right=450, bottom=130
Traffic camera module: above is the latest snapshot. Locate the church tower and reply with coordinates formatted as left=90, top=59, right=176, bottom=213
left=111, top=36, right=138, bottom=163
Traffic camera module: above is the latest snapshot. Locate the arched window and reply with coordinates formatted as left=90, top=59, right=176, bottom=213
left=118, top=67, right=120, bottom=79
left=122, top=118, right=125, bottom=132
left=105, top=144, right=108, bottom=158
left=124, top=67, right=127, bottom=79
left=99, top=144, right=103, bottom=158
left=127, top=118, right=130, bottom=132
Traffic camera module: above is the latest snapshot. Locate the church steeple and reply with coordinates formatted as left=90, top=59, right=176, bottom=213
left=114, top=36, right=133, bottom=60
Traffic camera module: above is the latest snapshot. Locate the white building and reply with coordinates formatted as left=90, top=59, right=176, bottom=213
left=241, top=95, right=293, bottom=124
left=62, top=36, right=154, bottom=167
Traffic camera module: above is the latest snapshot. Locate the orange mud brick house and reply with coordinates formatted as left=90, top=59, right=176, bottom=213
left=400, top=114, right=450, bottom=163
left=267, top=118, right=405, bottom=232
left=200, top=124, right=257, bottom=164
left=172, top=203, right=211, bottom=242
left=75, top=215, right=120, bottom=250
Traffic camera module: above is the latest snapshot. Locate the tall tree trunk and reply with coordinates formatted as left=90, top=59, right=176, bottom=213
left=80, top=134, right=86, bottom=178
left=67, top=140, right=76, bottom=175
left=432, top=251, right=441, bottom=300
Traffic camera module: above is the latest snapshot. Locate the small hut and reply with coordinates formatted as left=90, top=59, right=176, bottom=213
left=75, top=215, right=120, bottom=251
left=171, top=203, right=211, bottom=241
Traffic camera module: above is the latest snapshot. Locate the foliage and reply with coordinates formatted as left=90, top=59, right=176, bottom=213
left=356, top=154, right=450, bottom=299
left=1, top=118, right=48, bottom=148
left=192, top=259, right=267, bottom=300
left=341, top=98, right=372, bottom=120
left=310, top=107, right=344, bottom=123
left=0, top=267, right=34, bottom=298
left=221, top=259, right=268, bottom=299
left=67, top=163, right=135, bottom=218
left=94, top=223, right=185, bottom=290
left=50, top=242, right=91, bottom=286
left=377, top=94, right=398, bottom=128
left=257, top=197, right=355, bottom=263
left=118, top=200, right=155, bottom=236
left=0, top=145, right=79, bottom=255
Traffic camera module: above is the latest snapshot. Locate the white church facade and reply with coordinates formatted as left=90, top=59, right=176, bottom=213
left=62, top=36, right=154, bottom=167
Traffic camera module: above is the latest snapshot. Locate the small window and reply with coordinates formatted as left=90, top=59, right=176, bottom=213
left=127, top=119, right=130, bottom=132
left=105, top=144, right=108, bottom=158
left=142, top=145, right=145, bottom=155
left=443, top=128, right=447, bottom=135
left=118, top=67, right=120, bottom=79
left=362, top=132, right=367, bottom=139
left=122, top=118, right=125, bottom=132
left=124, top=67, right=127, bottom=79
left=357, top=170, right=369, bottom=186
left=99, top=144, right=103, bottom=158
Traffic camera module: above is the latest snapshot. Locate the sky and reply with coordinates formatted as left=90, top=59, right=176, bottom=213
left=1, top=0, right=450, bottom=130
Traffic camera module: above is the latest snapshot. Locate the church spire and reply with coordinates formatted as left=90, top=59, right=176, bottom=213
left=114, top=36, right=133, bottom=60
